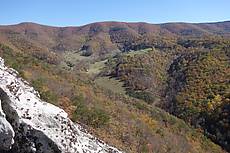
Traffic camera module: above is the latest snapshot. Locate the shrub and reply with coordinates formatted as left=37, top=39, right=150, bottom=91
left=40, top=90, right=58, bottom=104
left=71, top=96, right=110, bottom=128
left=127, top=90, right=155, bottom=104
left=31, top=78, right=45, bottom=91
left=155, top=128, right=164, bottom=137
left=81, top=48, right=93, bottom=56
left=32, top=78, right=58, bottom=104
left=133, top=102, right=148, bottom=111
left=66, top=61, right=75, bottom=68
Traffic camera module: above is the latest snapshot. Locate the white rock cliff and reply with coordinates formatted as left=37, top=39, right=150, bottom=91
left=0, top=57, right=122, bottom=153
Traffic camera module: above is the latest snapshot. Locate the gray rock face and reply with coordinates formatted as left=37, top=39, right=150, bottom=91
left=0, top=100, right=15, bottom=151
left=0, top=57, right=122, bottom=153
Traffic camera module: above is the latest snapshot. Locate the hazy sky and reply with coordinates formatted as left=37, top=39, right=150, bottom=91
left=1, top=0, right=230, bottom=26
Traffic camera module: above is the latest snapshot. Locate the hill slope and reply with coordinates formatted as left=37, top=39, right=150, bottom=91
left=0, top=40, right=226, bottom=152
left=0, top=21, right=230, bottom=152
left=0, top=21, right=229, bottom=58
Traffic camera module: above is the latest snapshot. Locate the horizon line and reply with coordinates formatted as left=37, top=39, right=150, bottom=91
left=0, top=20, right=230, bottom=28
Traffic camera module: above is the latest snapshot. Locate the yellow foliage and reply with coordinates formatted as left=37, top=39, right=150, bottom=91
left=23, top=70, right=32, bottom=79
left=213, top=94, right=222, bottom=104
left=207, top=101, right=214, bottom=110
left=207, top=94, right=222, bottom=110
left=140, top=114, right=157, bottom=130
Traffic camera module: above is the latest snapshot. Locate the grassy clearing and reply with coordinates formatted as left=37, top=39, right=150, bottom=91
left=86, top=59, right=107, bottom=74
left=124, top=48, right=152, bottom=56
left=90, top=48, right=153, bottom=96
left=60, top=51, right=92, bottom=70
left=94, top=77, right=126, bottom=94
left=60, top=51, right=108, bottom=75
left=64, top=51, right=91, bottom=61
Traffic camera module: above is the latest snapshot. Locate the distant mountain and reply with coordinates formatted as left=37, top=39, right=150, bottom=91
left=0, top=21, right=229, bottom=57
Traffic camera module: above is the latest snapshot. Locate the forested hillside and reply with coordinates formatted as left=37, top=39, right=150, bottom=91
left=0, top=21, right=229, bottom=152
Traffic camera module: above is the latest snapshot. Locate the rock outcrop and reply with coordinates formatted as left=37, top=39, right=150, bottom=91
left=0, top=57, right=122, bottom=153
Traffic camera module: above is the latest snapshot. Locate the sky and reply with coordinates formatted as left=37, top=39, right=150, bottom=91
left=1, top=0, right=230, bottom=27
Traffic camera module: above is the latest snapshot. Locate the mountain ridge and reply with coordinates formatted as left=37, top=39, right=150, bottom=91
left=1, top=20, right=230, bottom=28
left=0, top=20, right=229, bottom=58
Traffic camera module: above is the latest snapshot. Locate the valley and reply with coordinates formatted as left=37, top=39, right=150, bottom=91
left=0, top=21, right=229, bottom=153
